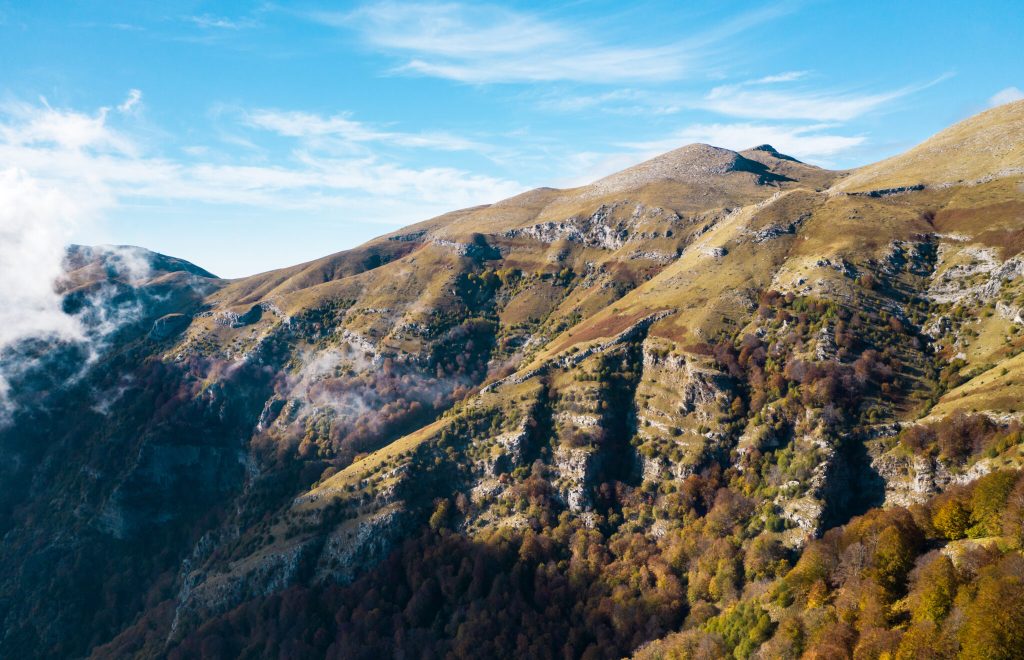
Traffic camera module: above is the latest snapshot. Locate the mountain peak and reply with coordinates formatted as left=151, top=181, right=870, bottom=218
left=585, top=143, right=764, bottom=198
left=63, top=244, right=218, bottom=286
left=742, top=144, right=804, bottom=164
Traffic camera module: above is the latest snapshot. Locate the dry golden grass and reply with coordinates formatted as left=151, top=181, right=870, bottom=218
left=932, top=350, right=1024, bottom=417
left=836, top=100, right=1024, bottom=192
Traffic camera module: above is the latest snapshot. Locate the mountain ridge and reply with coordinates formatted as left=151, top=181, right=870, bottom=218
left=3, top=101, right=1024, bottom=659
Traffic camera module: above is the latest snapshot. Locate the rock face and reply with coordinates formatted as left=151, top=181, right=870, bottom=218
left=150, top=313, right=191, bottom=340
left=927, top=245, right=1021, bottom=304
left=872, top=450, right=995, bottom=507
left=631, top=341, right=737, bottom=478
left=553, top=446, right=598, bottom=511
left=504, top=204, right=632, bottom=249
left=503, top=202, right=685, bottom=251
left=172, top=503, right=414, bottom=637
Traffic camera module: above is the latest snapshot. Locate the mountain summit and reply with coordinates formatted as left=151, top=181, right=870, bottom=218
left=587, top=143, right=787, bottom=194
left=3, top=102, right=1024, bottom=659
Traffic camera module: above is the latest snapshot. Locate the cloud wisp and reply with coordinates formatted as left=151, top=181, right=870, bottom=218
left=533, top=70, right=951, bottom=133
left=327, top=2, right=789, bottom=84
left=243, top=108, right=488, bottom=152
left=701, top=73, right=954, bottom=122
left=0, top=168, right=96, bottom=426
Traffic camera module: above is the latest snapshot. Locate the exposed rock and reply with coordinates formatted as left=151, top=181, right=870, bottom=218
left=503, top=204, right=632, bottom=250
left=314, top=505, right=412, bottom=584
left=751, top=219, right=800, bottom=243
left=553, top=446, right=597, bottom=512
left=847, top=184, right=926, bottom=197
left=928, top=245, right=1024, bottom=304
left=872, top=451, right=995, bottom=507
left=149, top=313, right=191, bottom=341
left=814, top=321, right=837, bottom=361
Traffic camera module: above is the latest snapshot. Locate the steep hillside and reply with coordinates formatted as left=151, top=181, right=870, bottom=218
left=3, top=102, right=1024, bottom=659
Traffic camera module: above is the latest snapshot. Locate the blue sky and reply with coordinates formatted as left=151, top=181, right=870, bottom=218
left=1, top=1, right=1021, bottom=278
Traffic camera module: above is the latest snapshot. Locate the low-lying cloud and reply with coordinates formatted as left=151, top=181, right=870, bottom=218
left=0, top=168, right=92, bottom=425
left=0, top=168, right=89, bottom=349
left=0, top=168, right=161, bottom=427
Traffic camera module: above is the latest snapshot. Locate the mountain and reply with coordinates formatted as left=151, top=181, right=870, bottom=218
left=3, top=101, right=1024, bottom=659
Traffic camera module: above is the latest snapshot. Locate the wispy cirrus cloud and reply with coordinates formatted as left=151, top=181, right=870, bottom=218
left=700, top=73, right=954, bottom=121
left=750, top=71, right=809, bottom=84
left=318, top=2, right=791, bottom=84
left=534, top=70, right=950, bottom=125
left=187, top=14, right=259, bottom=30
left=243, top=108, right=488, bottom=152
left=117, top=89, right=143, bottom=114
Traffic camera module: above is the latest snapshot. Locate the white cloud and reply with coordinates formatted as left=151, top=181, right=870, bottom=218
left=243, top=109, right=486, bottom=152
left=0, top=95, right=523, bottom=219
left=188, top=14, right=257, bottom=30
left=534, top=71, right=945, bottom=122
left=328, top=2, right=786, bottom=84
left=0, top=98, right=136, bottom=154
left=0, top=172, right=165, bottom=427
left=989, top=86, right=1024, bottom=107
left=701, top=74, right=952, bottom=121
left=0, top=169, right=91, bottom=349
left=0, top=169, right=93, bottom=424
left=117, top=89, right=143, bottom=114
left=751, top=71, right=809, bottom=84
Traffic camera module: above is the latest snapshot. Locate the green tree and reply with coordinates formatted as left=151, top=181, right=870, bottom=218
left=908, top=553, right=957, bottom=623
left=932, top=495, right=970, bottom=540
left=429, top=498, right=452, bottom=531
left=969, top=470, right=1016, bottom=537
left=872, top=526, right=915, bottom=594
left=959, top=557, right=1024, bottom=659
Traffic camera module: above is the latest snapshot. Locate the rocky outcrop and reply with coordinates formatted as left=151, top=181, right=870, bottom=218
left=553, top=446, right=598, bottom=512
left=504, top=204, right=631, bottom=250
left=749, top=214, right=807, bottom=243
left=149, top=313, right=191, bottom=341
left=872, top=451, right=995, bottom=507
left=172, top=502, right=414, bottom=641
left=430, top=238, right=501, bottom=259
left=928, top=245, right=1024, bottom=304
left=171, top=539, right=316, bottom=640
left=314, top=505, right=413, bottom=583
